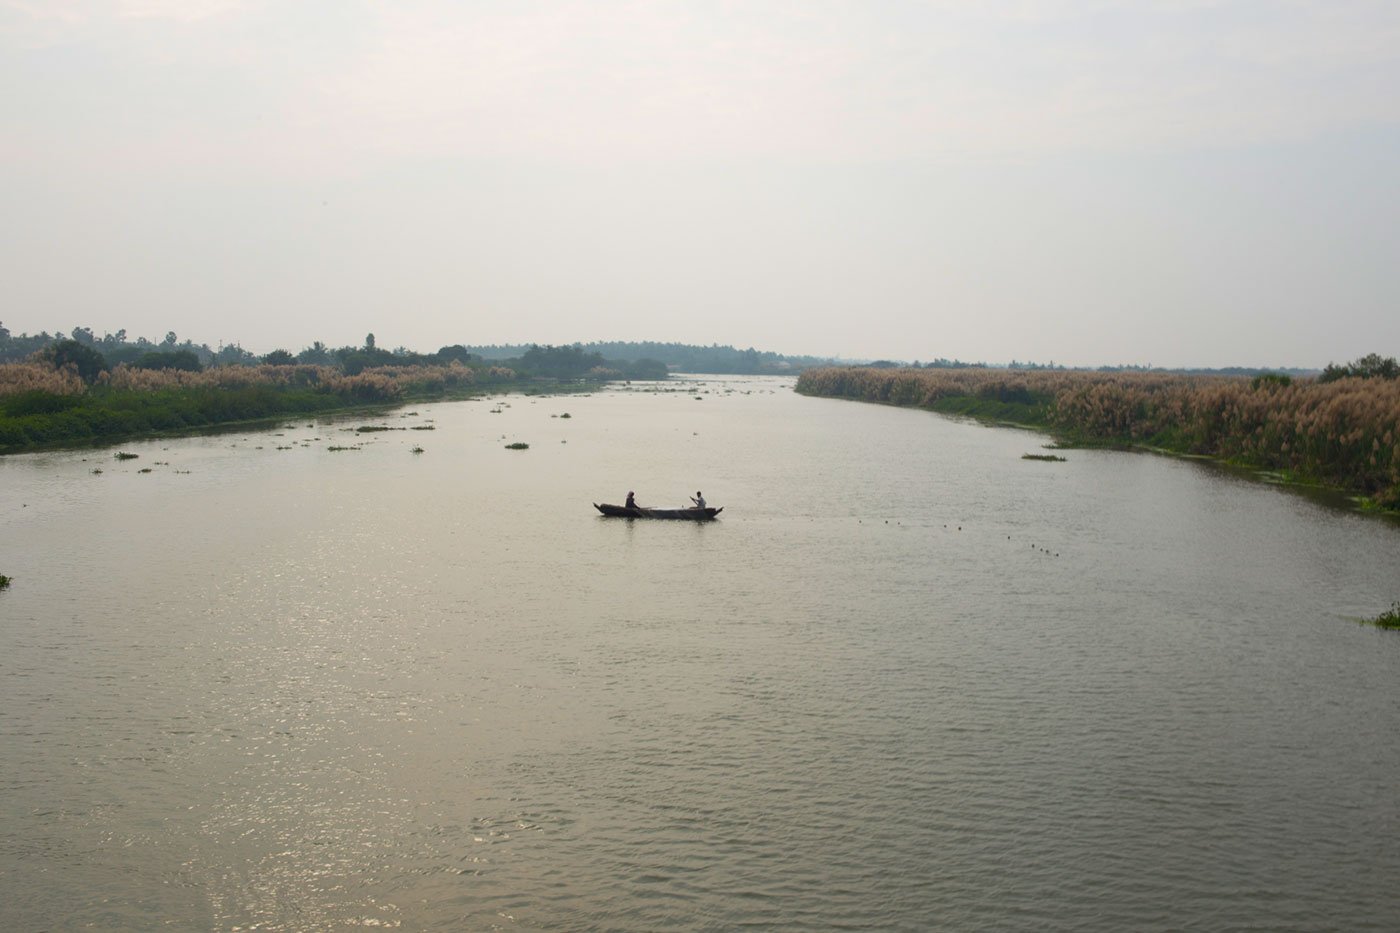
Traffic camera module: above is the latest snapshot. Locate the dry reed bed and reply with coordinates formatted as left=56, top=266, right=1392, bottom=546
left=101, top=362, right=485, bottom=400
left=0, top=362, right=88, bottom=396
left=796, top=367, right=1400, bottom=506
left=0, top=360, right=513, bottom=401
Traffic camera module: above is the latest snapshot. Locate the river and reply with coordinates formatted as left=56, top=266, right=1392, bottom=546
left=2, top=375, right=1398, bottom=931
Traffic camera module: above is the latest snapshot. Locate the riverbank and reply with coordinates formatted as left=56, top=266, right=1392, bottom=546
left=796, top=367, right=1400, bottom=511
left=0, top=362, right=604, bottom=455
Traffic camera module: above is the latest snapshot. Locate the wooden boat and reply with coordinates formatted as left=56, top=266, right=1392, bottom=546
left=594, top=503, right=723, bottom=520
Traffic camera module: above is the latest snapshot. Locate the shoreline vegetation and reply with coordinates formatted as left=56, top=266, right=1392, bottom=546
left=0, top=361, right=512, bottom=454
left=795, top=362, right=1400, bottom=512
left=0, top=340, right=662, bottom=455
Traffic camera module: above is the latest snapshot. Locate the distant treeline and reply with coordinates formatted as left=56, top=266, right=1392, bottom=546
left=796, top=358, right=1400, bottom=509
left=465, top=341, right=838, bottom=373
left=0, top=324, right=671, bottom=380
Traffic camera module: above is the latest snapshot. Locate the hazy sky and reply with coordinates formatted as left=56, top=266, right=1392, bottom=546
left=3, top=1, right=1398, bottom=366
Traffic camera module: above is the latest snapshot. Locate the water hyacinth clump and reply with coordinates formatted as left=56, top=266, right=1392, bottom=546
left=505, top=442, right=529, bottom=450
left=0, top=574, right=11, bottom=590
left=1368, top=602, right=1400, bottom=630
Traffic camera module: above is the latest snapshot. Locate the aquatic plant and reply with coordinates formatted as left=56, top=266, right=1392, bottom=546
left=114, top=451, right=138, bottom=460
left=0, top=574, right=10, bottom=590
left=1367, top=602, right=1400, bottom=630
left=505, top=442, right=529, bottom=449
left=1022, top=454, right=1066, bottom=461
left=411, top=446, right=425, bottom=454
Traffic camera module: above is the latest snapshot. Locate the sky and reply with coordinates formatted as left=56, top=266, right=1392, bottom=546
left=2, top=1, right=1398, bottom=367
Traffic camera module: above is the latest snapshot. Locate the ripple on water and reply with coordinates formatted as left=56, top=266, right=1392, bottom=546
left=3, top=378, right=1400, bottom=930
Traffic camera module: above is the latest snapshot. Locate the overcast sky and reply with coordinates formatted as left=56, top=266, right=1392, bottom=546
left=3, top=1, right=1398, bottom=367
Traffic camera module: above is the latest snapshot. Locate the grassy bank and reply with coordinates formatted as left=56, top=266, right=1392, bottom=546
left=796, top=367, right=1400, bottom=510
left=0, top=362, right=513, bottom=454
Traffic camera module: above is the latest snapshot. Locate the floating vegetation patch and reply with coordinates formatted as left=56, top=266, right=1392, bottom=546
left=91, top=468, right=103, bottom=474
left=327, top=445, right=361, bottom=451
left=138, top=467, right=153, bottom=473
left=1022, top=454, right=1067, bottom=462
left=1366, top=602, right=1400, bottom=630
left=114, top=451, right=139, bottom=460
left=559, top=412, right=572, bottom=418
left=356, top=425, right=401, bottom=432
left=505, top=442, right=529, bottom=450
left=411, top=446, right=425, bottom=454
left=410, top=425, right=435, bottom=431
left=0, top=574, right=11, bottom=590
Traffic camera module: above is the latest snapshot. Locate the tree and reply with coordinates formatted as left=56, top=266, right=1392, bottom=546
left=163, top=331, right=178, bottom=347
left=45, top=339, right=109, bottom=383
left=436, top=344, right=472, bottom=364
left=134, top=350, right=202, bottom=372
left=297, top=341, right=331, bottom=365
left=519, top=344, right=605, bottom=378
left=625, top=358, right=669, bottom=380
left=212, top=343, right=256, bottom=366
left=365, top=332, right=376, bottom=351
left=1318, top=353, right=1400, bottom=383
left=70, top=326, right=95, bottom=345
left=262, top=349, right=296, bottom=366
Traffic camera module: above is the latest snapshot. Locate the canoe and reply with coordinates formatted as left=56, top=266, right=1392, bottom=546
left=594, top=503, right=723, bottom=520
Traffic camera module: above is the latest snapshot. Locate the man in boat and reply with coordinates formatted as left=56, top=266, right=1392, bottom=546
left=690, top=491, right=706, bottom=509
left=625, top=491, right=638, bottom=510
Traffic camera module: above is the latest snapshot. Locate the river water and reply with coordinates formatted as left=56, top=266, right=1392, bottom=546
left=2, top=375, right=1399, bottom=931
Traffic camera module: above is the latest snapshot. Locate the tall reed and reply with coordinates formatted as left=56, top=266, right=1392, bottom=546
left=796, top=367, right=1400, bottom=506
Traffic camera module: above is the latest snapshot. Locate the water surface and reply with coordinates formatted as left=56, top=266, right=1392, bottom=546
left=3, top=376, right=1398, bottom=930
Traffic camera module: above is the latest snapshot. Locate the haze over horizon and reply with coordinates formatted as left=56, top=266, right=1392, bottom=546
left=4, top=2, right=1398, bottom=369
